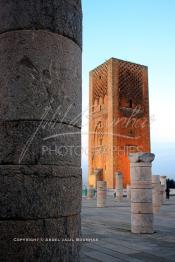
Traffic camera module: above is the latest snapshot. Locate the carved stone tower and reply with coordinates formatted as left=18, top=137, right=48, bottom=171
left=88, top=58, right=150, bottom=189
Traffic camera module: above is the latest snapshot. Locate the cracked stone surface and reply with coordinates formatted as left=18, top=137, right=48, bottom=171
left=0, top=31, right=81, bottom=127
left=0, top=0, right=82, bottom=260
left=0, top=215, right=81, bottom=261
left=0, top=0, right=82, bottom=47
left=0, top=165, right=81, bottom=218
left=0, top=120, right=81, bottom=165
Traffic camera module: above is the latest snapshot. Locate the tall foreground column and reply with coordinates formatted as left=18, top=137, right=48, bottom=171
left=129, top=153, right=155, bottom=234
left=0, top=1, right=82, bottom=261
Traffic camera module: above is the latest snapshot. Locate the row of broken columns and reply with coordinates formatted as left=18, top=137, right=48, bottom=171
left=88, top=152, right=167, bottom=234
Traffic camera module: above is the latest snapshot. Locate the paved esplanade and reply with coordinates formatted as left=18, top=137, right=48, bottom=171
left=0, top=0, right=82, bottom=260
left=81, top=196, right=175, bottom=262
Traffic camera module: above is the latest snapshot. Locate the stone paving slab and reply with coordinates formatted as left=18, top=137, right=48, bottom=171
left=82, top=249, right=122, bottom=262
left=81, top=196, right=175, bottom=262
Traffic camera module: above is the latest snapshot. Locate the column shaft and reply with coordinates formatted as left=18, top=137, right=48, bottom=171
left=160, top=176, right=167, bottom=202
left=152, top=175, right=161, bottom=213
left=0, top=1, right=82, bottom=260
left=87, top=185, right=94, bottom=200
left=129, top=153, right=155, bottom=234
left=115, top=172, right=123, bottom=201
left=97, top=181, right=107, bottom=208
left=127, top=185, right=131, bottom=200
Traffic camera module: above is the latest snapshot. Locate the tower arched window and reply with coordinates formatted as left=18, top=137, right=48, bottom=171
left=129, top=99, right=133, bottom=108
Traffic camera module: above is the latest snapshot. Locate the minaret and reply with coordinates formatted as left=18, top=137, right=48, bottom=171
left=88, top=58, right=150, bottom=189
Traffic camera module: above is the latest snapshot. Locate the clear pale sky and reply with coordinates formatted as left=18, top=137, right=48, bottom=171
left=82, top=0, right=175, bottom=184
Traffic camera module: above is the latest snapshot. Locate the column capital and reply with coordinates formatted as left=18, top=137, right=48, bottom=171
left=129, top=152, right=155, bottom=163
left=94, top=168, right=103, bottom=175
left=115, top=171, right=122, bottom=176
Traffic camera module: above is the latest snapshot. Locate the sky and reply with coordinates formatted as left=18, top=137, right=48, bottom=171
left=82, top=0, right=175, bottom=184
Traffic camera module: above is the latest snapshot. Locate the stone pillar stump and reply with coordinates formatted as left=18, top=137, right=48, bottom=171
left=127, top=185, right=131, bottom=200
left=87, top=185, right=94, bottom=200
left=115, top=172, right=123, bottom=201
left=129, top=153, right=155, bottom=234
left=160, top=185, right=165, bottom=205
left=97, top=181, right=107, bottom=208
left=160, top=176, right=167, bottom=202
left=152, top=175, right=161, bottom=213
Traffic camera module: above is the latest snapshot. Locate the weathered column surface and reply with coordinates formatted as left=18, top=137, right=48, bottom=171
left=127, top=185, right=131, bottom=201
left=115, top=171, right=123, bottom=201
left=160, top=176, right=167, bottom=202
left=87, top=185, right=94, bottom=200
left=0, top=1, right=82, bottom=261
left=152, top=175, right=161, bottom=213
left=97, top=181, right=107, bottom=208
left=129, top=153, right=155, bottom=234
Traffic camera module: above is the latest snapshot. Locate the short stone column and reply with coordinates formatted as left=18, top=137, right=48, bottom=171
left=94, top=168, right=103, bottom=188
left=160, top=185, right=165, bottom=205
left=129, top=153, right=155, bottom=234
left=115, top=172, right=123, bottom=201
left=87, top=185, right=94, bottom=200
left=160, top=176, right=167, bottom=201
left=127, top=185, right=131, bottom=200
left=152, top=175, right=161, bottom=213
left=97, top=181, right=107, bottom=208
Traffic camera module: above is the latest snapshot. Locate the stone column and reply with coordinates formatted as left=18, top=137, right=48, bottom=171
left=129, top=153, right=155, bottom=234
left=160, top=185, right=165, bottom=205
left=94, top=168, right=103, bottom=188
left=160, top=176, right=167, bottom=201
left=0, top=1, right=82, bottom=261
left=87, top=185, right=94, bottom=200
left=97, top=181, right=107, bottom=208
left=115, top=172, right=123, bottom=201
left=127, top=185, right=131, bottom=201
left=152, top=175, right=161, bottom=213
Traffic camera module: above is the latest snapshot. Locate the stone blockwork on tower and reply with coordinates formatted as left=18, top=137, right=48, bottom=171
left=88, top=58, right=150, bottom=189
